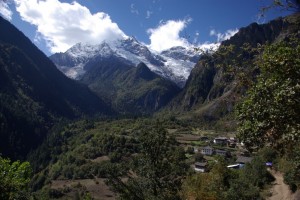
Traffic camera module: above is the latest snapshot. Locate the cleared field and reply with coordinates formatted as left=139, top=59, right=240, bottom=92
left=91, top=156, right=110, bottom=163
left=51, top=178, right=115, bottom=200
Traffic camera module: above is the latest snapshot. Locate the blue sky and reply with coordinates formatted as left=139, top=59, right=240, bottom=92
left=0, top=0, right=293, bottom=55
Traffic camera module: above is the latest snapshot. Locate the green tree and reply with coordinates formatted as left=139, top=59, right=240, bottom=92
left=237, top=38, right=300, bottom=151
left=182, top=158, right=232, bottom=200
left=237, top=38, right=300, bottom=191
left=182, top=155, right=274, bottom=200
left=279, top=146, right=300, bottom=191
left=226, top=177, right=260, bottom=200
left=0, top=157, right=32, bottom=200
left=260, top=0, right=300, bottom=14
left=106, top=122, right=188, bottom=200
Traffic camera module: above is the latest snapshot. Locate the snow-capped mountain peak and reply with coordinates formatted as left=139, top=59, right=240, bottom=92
left=50, top=37, right=201, bottom=87
left=66, top=42, right=113, bottom=60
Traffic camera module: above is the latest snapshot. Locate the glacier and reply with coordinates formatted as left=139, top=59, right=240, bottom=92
left=50, top=37, right=203, bottom=87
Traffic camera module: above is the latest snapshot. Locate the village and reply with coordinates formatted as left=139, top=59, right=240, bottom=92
left=174, top=131, right=260, bottom=173
left=192, top=136, right=255, bottom=172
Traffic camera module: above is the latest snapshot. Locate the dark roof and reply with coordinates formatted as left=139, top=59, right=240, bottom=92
left=236, top=156, right=253, bottom=164
left=195, top=162, right=207, bottom=167
left=200, top=136, right=209, bottom=140
left=202, top=146, right=213, bottom=150
left=214, top=137, right=228, bottom=140
left=215, top=149, right=227, bottom=153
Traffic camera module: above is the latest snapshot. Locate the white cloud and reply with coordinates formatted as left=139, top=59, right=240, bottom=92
left=147, top=18, right=191, bottom=52
left=146, top=10, right=153, bottom=19
left=130, top=3, right=139, bottom=15
left=192, top=31, right=200, bottom=44
left=209, top=28, right=238, bottom=42
left=14, top=0, right=127, bottom=53
left=195, top=29, right=238, bottom=54
left=198, top=42, right=220, bottom=53
left=0, top=1, right=13, bottom=21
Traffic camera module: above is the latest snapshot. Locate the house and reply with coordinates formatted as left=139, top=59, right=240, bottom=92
left=227, top=164, right=241, bottom=169
left=228, top=141, right=237, bottom=148
left=229, top=137, right=237, bottom=142
left=215, top=149, right=230, bottom=157
left=201, top=146, right=214, bottom=155
left=226, top=156, right=253, bottom=169
left=240, top=150, right=251, bottom=157
left=236, top=156, right=253, bottom=164
left=213, top=137, right=228, bottom=145
left=228, top=137, right=237, bottom=148
left=199, top=136, right=210, bottom=142
left=193, top=147, right=199, bottom=153
left=194, top=162, right=207, bottom=172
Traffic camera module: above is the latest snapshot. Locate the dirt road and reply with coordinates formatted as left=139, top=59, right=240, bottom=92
left=267, top=170, right=293, bottom=200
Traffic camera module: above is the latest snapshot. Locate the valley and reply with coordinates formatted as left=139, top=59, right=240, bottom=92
left=27, top=118, right=242, bottom=200
left=0, top=2, right=299, bottom=199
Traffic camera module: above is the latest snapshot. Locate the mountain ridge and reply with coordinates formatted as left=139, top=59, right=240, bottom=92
left=50, top=37, right=200, bottom=87
left=80, top=56, right=181, bottom=115
left=166, top=13, right=300, bottom=122
left=0, top=16, right=114, bottom=159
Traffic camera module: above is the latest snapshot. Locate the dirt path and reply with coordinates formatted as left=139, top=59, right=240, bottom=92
left=267, top=170, right=293, bottom=200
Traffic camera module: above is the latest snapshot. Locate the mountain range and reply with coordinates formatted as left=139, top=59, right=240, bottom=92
left=50, top=13, right=300, bottom=121
left=0, top=13, right=299, bottom=159
left=50, top=37, right=188, bottom=114
left=167, top=13, right=300, bottom=122
left=50, top=37, right=200, bottom=88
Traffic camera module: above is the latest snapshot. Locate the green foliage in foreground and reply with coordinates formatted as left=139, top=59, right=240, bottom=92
left=28, top=118, right=190, bottom=199
left=182, top=154, right=274, bottom=200
left=237, top=38, right=300, bottom=191
left=278, top=146, right=300, bottom=192
left=105, top=122, right=188, bottom=200
left=0, top=157, right=32, bottom=200
left=237, top=38, right=300, bottom=150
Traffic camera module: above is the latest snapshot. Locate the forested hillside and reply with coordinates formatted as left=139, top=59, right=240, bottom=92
left=81, top=61, right=180, bottom=115
left=167, top=13, right=300, bottom=122
left=0, top=17, right=114, bottom=159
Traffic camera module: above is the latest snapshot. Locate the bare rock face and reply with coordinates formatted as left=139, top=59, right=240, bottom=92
left=168, top=14, right=300, bottom=120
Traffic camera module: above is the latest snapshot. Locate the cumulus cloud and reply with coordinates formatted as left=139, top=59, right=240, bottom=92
left=209, top=28, right=238, bottom=42
left=195, top=29, right=238, bottom=53
left=14, top=0, right=127, bottom=53
left=147, top=18, right=191, bottom=52
left=0, top=0, right=13, bottom=21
